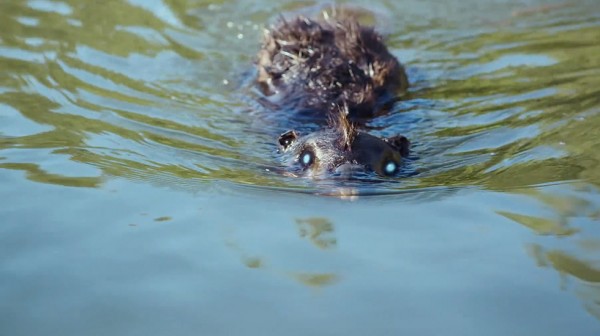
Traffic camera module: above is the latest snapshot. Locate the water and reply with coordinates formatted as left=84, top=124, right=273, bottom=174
left=1, top=0, right=600, bottom=335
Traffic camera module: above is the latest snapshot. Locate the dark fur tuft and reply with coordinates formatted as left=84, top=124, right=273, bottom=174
left=257, top=13, right=408, bottom=119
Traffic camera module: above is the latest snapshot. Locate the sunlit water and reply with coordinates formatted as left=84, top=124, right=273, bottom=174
left=1, top=0, right=600, bottom=335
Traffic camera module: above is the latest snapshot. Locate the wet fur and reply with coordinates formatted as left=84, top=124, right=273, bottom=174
left=257, top=13, right=408, bottom=120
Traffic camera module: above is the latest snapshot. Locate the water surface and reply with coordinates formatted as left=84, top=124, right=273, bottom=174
left=1, top=0, right=600, bottom=335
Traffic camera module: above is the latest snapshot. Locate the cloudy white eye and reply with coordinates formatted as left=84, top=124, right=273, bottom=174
left=383, top=161, right=397, bottom=175
left=299, top=149, right=315, bottom=168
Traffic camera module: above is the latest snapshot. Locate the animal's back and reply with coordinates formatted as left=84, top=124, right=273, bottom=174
left=256, top=13, right=408, bottom=120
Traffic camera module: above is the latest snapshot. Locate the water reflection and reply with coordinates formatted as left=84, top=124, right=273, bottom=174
left=1, top=0, right=600, bottom=330
left=225, top=216, right=340, bottom=288
left=289, top=272, right=339, bottom=287
left=0, top=0, right=598, bottom=193
left=495, top=183, right=600, bottom=320
left=296, top=217, right=337, bottom=250
left=530, top=245, right=600, bottom=319
left=417, top=18, right=600, bottom=191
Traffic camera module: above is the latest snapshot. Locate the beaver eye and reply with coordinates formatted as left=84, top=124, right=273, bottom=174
left=299, top=149, right=315, bottom=168
left=383, top=160, right=398, bottom=176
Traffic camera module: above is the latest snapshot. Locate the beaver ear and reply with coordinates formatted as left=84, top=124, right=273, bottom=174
left=278, top=130, right=298, bottom=150
left=385, top=135, right=410, bottom=157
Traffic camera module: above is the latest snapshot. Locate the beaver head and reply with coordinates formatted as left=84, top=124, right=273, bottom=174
left=257, top=13, right=408, bottom=120
left=277, top=113, right=409, bottom=178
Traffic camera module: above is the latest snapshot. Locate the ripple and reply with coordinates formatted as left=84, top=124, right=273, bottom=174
left=28, top=0, right=72, bottom=16
left=0, top=0, right=598, bottom=196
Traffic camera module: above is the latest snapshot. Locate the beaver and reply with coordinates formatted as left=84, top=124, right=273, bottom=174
left=255, top=11, right=411, bottom=178
left=256, top=12, right=409, bottom=120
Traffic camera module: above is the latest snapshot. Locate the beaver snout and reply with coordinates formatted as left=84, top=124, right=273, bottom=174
left=334, top=162, right=364, bottom=179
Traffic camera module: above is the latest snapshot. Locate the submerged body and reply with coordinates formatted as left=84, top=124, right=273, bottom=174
left=256, top=10, right=411, bottom=178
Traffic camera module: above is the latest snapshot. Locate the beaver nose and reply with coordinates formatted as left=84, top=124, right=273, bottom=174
left=334, top=163, right=364, bottom=178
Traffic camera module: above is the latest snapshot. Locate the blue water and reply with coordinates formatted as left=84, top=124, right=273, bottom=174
left=1, top=0, right=600, bottom=335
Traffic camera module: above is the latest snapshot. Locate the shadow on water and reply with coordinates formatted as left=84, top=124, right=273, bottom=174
left=1, top=0, right=600, bottom=328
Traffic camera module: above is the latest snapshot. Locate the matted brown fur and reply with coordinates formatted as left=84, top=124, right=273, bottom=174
left=328, top=103, right=356, bottom=151
left=256, top=12, right=408, bottom=119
